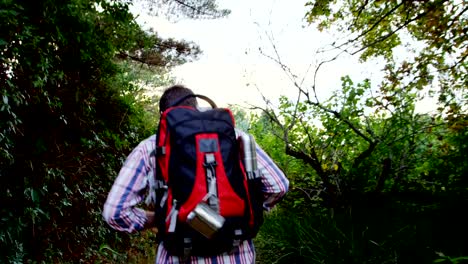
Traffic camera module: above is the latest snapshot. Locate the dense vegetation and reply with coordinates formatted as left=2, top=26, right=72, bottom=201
left=253, top=0, right=468, bottom=263
left=1, top=0, right=466, bottom=263
left=0, top=0, right=204, bottom=262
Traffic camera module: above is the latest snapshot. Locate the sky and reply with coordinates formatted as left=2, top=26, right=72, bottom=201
left=130, top=0, right=388, bottom=109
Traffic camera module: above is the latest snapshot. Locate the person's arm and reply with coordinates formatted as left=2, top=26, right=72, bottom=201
left=102, top=137, right=155, bottom=233
left=256, top=145, right=289, bottom=210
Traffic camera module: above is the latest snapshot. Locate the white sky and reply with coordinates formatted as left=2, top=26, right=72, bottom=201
left=130, top=0, right=386, bottom=108
left=130, top=0, right=436, bottom=113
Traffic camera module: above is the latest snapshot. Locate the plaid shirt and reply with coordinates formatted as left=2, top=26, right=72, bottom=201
left=103, top=132, right=289, bottom=264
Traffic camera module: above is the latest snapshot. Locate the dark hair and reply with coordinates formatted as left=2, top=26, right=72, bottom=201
left=159, top=85, right=198, bottom=112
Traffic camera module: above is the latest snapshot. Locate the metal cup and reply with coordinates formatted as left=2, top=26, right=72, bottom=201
left=187, top=202, right=225, bottom=238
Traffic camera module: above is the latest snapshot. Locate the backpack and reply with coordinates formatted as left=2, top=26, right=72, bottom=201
left=153, top=94, right=264, bottom=257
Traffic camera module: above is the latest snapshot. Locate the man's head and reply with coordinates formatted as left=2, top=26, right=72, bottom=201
left=159, top=85, right=198, bottom=113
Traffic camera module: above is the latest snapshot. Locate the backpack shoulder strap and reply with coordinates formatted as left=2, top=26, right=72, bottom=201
left=169, top=94, right=217, bottom=109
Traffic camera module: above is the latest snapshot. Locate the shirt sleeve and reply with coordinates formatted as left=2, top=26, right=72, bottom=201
left=102, top=137, right=154, bottom=233
left=256, top=144, right=289, bottom=210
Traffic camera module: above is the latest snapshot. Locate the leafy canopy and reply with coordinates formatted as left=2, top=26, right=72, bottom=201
left=305, top=0, right=467, bottom=115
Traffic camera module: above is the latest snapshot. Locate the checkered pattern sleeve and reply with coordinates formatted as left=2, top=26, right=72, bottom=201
left=102, top=135, right=156, bottom=233
left=256, top=144, right=289, bottom=210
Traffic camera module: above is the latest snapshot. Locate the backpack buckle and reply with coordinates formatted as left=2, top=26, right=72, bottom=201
left=156, top=146, right=166, bottom=155
left=230, top=229, right=243, bottom=254
left=204, top=153, right=217, bottom=167
left=182, top=237, right=192, bottom=261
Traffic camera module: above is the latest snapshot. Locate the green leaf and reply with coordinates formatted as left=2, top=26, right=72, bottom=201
left=99, top=244, right=120, bottom=254
left=31, top=189, right=39, bottom=204
left=452, top=256, right=468, bottom=262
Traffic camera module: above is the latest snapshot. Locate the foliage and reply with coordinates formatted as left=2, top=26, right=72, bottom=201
left=116, top=30, right=202, bottom=67
left=252, top=82, right=468, bottom=262
left=256, top=193, right=468, bottom=264
left=138, top=0, right=230, bottom=21
left=251, top=1, right=468, bottom=262
left=0, top=0, right=200, bottom=262
left=305, top=0, right=467, bottom=117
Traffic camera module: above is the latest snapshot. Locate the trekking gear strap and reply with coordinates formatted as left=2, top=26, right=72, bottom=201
left=183, top=237, right=192, bottom=260
left=156, top=146, right=166, bottom=155
left=166, top=200, right=179, bottom=233
left=169, top=94, right=217, bottom=109
left=203, top=153, right=219, bottom=212
left=159, top=184, right=169, bottom=208
left=230, top=229, right=243, bottom=254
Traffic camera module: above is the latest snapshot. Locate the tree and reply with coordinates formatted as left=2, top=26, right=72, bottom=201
left=305, top=0, right=467, bottom=117
left=253, top=67, right=467, bottom=263
left=0, top=0, right=203, bottom=262
left=248, top=1, right=467, bottom=262
left=138, top=0, right=230, bottom=20
left=252, top=0, right=467, bottom=210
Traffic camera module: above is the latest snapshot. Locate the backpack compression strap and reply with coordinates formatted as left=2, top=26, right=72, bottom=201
left=169, top=94, right=217, bottom=109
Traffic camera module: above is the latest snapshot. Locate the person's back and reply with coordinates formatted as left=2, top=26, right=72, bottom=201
left=103, top=85, right=289, bottom=263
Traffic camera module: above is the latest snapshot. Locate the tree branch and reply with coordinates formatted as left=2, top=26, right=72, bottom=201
left=374, top=158, right=391, bottom=193
left=350, top=0, right=371, bottom=30
left=117, top=52, right=165, bottom=67
left=348, top=0, right=450, bottom=56
left=352, top=141, right=377, bottom=170
left=335, top=1, right=405, bottom=51
left=309, top=100, right=374, bottom=144
left=171, top=0, right=222, bottom=17
left=285, top=145, right=333, bottom=189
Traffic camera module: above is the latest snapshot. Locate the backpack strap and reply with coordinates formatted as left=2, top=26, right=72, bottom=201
left=203, top=153, right=220, bottom=212
left=230, top=229, right=243, bottom=254
left=166, top=199, right=179, bottom=233
left=169, top=94, right=217, bottom=109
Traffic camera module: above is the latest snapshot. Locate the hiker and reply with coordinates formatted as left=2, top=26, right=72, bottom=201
left=103, top=85, right=289, bottom=263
